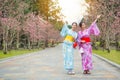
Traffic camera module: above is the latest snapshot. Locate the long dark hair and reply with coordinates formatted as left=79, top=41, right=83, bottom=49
left=79, top=21, right=84, bottom=27
left=72, top=22, right=77, bottom=26
left=79, top=18, right=84, bottom=27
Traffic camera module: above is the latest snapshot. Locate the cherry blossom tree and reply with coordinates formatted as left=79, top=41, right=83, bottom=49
left=0, top=0, right=62, bottom=53
left=0, top=16, right=20, bottom=54
left=85, top=0, right=120, bottom=52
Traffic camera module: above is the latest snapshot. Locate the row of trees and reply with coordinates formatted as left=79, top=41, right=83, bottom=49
left=0, top=0, right=63, bottom=54
left=85, top=0, right=120, bottom=52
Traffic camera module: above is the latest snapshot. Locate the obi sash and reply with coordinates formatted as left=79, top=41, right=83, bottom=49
left=81, top=37, right=91, bottom=42
left=65, top=35, right=74, bottom=42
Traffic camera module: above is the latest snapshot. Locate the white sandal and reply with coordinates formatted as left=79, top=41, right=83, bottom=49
left=67, top=70, right=75, bottom=75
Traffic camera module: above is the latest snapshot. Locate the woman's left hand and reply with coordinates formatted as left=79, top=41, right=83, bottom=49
left=81, top=40, right=85, bottom=43
left=97, top=15, right=101, bottom=19
left=73, top=42, right=77, bottom=48
left=94, top=15, right=101, bottom=23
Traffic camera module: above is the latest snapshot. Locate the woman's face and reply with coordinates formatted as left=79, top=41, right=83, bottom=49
left=81, top=23, right=86, bottom=28
left=72, top=23, right=77, bottom=30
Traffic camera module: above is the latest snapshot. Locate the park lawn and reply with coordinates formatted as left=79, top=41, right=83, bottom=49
left=0, top=49, right=42, bottom=59
left=93, top=50, right=120, bottom=65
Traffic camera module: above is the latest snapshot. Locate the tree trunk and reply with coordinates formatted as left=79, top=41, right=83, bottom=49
left=45, top=39, right=48, bottom=47
left=3, top=26, right=8, bottom=54
left=51, top=40, right=55, bottom=47
left=0, top=35, right=3, bottom=50
left=16, top=31, right=19, bottom=49
left=37, top=40, right=40, bottom=49
left=105, top=32, right=111, bottom=53
left=115, top=33, right=120, bottom=50
left=27, top=36, right=31, bottom=50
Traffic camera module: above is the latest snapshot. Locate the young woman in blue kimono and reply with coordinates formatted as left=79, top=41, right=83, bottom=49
left=60, top=22, right=77, bottom=75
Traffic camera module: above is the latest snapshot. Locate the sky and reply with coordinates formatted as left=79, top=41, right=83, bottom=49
left=58, top=0, right=89, bottom=24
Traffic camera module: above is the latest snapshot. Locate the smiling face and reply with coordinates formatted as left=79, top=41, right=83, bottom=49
left=72, top=22, right=77, bottom=31
left=81, top=23, right=86, bottom=28
left=79, top=22, right=86, bottom=29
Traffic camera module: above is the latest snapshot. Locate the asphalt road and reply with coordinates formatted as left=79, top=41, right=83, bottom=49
left=0, top=44, right=120, bottom=80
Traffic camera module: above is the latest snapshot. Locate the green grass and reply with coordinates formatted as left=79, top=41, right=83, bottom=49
left=96, top=42, right=100, bottom=45
left=93, top=50, right=120, bottom=65
left=0, top=49, right=42, bottom=59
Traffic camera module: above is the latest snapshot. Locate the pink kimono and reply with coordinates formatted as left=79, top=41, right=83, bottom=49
left=77, top=22, right=100, bottom=71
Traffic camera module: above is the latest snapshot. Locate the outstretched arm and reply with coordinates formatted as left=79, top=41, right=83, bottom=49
left=60, top=24, right=69, bottom=37
left=93, top=15, right=101, bottom=23
left=88, top=15, right=101, bottom=35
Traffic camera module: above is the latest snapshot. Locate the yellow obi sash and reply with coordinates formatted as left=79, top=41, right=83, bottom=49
left=65, top=35, right=74, bottom=42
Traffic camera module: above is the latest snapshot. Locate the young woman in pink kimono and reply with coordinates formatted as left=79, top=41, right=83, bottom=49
left=76, top=15, right=101, bottom=74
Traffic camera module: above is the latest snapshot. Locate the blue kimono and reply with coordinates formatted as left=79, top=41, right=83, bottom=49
left=60, top=24, right=77, bottom=70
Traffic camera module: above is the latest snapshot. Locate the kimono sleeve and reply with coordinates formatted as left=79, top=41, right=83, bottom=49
left=76, top=32, right=81, bottom=44
left=74, top=32, right=78, bottom=39
left=88, top=22, right=100, bottom=35
left=60, top=24, right=69, bottom=37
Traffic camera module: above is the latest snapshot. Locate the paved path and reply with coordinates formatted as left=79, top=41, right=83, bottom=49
left=0, top=44, right=120, bottom=80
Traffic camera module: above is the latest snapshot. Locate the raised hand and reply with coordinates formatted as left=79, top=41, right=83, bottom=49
left=97, top=15, right=101, bottom=19
left=94, top=14, right=101, bottom=23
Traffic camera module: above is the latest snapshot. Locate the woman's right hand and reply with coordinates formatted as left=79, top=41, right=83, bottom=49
left=81, top=40, right=85, bottom=43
